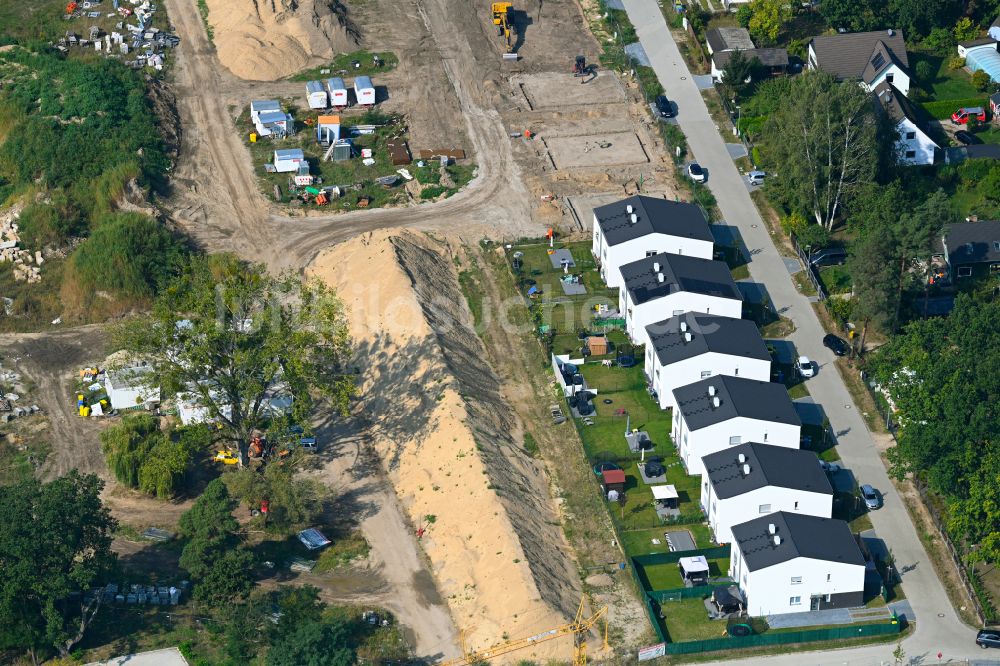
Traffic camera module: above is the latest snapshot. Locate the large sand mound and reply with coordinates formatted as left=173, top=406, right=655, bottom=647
left=309, top=230, right=581, bottom=661
left=205, top=0, right=359, bottom=80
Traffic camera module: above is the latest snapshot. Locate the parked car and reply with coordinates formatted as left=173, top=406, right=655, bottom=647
left=795, top=355, right=814, bottom=378
left=820, top=460, right=841, bottom=473
left=977, top=629, right=1000, bottom=649
left=951, top=106, right=986, bottom=124
left=823, top=333, right=850, bottom=356
left=955, top=130, right=982, bottom=145
left=746, top=170, right=766, bottom=185
left=687, top=162, right=706, bottom=183
left=808, top=247, right=847, bottom=267
left=655, top=94, right=675, bottom=118
left=860, top=484, right=880, bottom=510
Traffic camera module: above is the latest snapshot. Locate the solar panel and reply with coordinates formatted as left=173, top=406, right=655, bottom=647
left=870, top=52, right=886, bottom=70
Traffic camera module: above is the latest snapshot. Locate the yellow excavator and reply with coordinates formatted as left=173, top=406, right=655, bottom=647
left=491, top=2, right=519, bottom=59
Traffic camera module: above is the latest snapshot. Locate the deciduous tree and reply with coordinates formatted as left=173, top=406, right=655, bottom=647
left=745, top=0, right=791, bottom=45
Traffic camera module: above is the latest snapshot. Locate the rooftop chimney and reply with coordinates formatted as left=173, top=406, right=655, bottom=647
left=742, top=463, right=751, bottom=475
left=712, top=396, right=721, bottom=408
left=626, top=204, right=634, bottom=214
left=630, top=213, right=638, bottom=224
left=768, top=523, right=776, bottom=535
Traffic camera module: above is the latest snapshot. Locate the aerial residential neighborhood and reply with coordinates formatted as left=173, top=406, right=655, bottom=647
left=2, top=0, right=1000, bottom=664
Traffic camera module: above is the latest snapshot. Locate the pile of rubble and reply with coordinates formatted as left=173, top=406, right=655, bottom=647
left=58, top=0, right=179, bottom=70
left=0, top=366, right=40, bottom=423
left=0, top=206, right=42, bottom=284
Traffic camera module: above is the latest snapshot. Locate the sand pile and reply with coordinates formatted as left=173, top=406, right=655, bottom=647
left=309, top=230, right=581, bottom=661
left=205, top=0, right=359, bottom=80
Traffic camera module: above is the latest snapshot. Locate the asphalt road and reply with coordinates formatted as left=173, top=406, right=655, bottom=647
left=621, top=0, right=981, bottom=663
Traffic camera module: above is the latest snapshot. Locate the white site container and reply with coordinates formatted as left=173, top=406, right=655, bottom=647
left=305, top=80, right=328, bottom=110
left=353, top=76, right=376, bottom=106
left=326, top=77, right=348, bottom=108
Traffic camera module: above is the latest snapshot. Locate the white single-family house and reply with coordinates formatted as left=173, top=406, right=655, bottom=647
left=619, top=254, right=742, bottom=350
left=730, top=512, right=866, bottom=616
left=592, top=196, right=714, bottom=289
left=672, top=375, right=801, bottom=477
left=701, top=442, right=834, bottom=544
left=808, top=29, right=911, bottom=96
left=872, top=82, right=937, bottom=165
left=644, top=313, right=771, bottom=411
left=104, top=365, right=160, bottom=411
left=273, top=149, right=305, bottom=173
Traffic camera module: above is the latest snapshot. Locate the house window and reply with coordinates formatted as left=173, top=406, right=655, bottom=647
left=758, top=503, right=771, bottom=514
left=646, top=250, right=659, bottom=257
left=993, top=242, right=1000, bottom=252
left=958, top=266, right=973, bottom=278
left=905, top=131, right=915, bottom=140
left=654, top=368, right=660, bottom=379
left=683, top=433, right=688, bottom=445
left=729, top=436, right=741, bottom=445
left=794, top=501, right=799, bottom=510
left=734, top=367, right=739, bottom=375
left=791, top=576, right=802, bottom=585
left=711, top=501, right=716, bottom=515
left=763, top=432, right=768, bottom=442
left=827, top=574, right=831, bottom=582
left=790, top=596, right=801, bottom=606
left=886, top=72, right=894, bottom=83
left=701, top=370, right=712, bottom=378
left=905, top=150, right=916, bottom=159
left=826, top=594, right=832, bottom=602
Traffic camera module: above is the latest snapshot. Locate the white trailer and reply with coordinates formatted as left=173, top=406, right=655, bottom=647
left=305, top=80, right=328, bottom=110
left=273, top=148, right=305, bottom=173
left=354, top=76, right=376, bottom=106
left=326, top=77, right=348, bottom=108
left=250, top=99, right=281, bottom=124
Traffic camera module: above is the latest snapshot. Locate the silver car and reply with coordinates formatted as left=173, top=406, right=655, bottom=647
left=860, top=484, right=879, bottom=510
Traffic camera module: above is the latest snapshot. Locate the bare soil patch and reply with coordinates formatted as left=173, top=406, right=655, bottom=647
left=544, top=132, right=649, bottom=169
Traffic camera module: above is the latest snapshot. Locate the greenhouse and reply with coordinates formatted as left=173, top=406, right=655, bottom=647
left=966, top=44, right=1000, bottom=84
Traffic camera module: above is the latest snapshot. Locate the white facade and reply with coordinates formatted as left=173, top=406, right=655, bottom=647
left=645, top=349, right=771, bottom=411
left=306, top=81, right=328, bottom=109
left=673, top=415, right=801, bottom=477
left=592, top=224, right=714, bottom=289
left=354, top=76, right=376, bottom=105
left=273, top=149, right=305, bottom=173
left=704, top=484, right=833, bottom=545
left=104, top=367, right=160, bottom=411
left=730, top=553, right=865, bottom=616
left=326, top=78, right=348, bottom=107
left=621, top=289, right=741, bottom=350
left=865, top=65, right=910, bottom=96
left=894, top=117, right=937, bottom=165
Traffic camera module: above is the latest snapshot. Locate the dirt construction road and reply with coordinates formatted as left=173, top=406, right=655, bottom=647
left=162, top=0, right=537, bottom=271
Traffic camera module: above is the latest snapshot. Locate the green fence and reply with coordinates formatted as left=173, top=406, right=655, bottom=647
left=633, top=546, right=731, bottom=567
left=662, top=619, right=901, bottom=655
left=648, top=583, right=721, bottom=602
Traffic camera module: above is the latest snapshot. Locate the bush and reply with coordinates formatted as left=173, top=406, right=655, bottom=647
left=947, top=56, right=967, bottom=71
left=420, top=185, right=446, bottom=200
left=973, top=70, right=992, bottom=92
left=751, top=146, right=762, bottom=167
left=17, top=195, right=83, bottom=249
left=920, top=97, right=988, bottom=120
left=924, top=27, right=956, bottom=55
left=914, top=60, right=934, bottom=83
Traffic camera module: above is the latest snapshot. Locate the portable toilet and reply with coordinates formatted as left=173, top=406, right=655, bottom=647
left=305, top=80, right=328, bottom=109
left=326, top=77, right=348, bottom=108
left=316, top=115, right=340, bottom=145
left=354, top=76, right=376, bottom=106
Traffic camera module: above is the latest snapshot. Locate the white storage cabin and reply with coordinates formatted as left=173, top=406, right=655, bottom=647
left=250, top=99, right=282, bottom=124
left=326, top=77, right=349, bottom=108
left=273, top=148, right=305, bottom=173
left=316, top=115, right=341, bottom=145
left=306, top=80, right=328, bottom=110
left=354, top=76, right=376, bottom=106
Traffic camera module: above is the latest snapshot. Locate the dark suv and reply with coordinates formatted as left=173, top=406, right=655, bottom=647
left=823, top=334, right=850, bottom=356
left=656, top=95, right=675, bottom=118
left=977, top=629, right=1000, bottom=649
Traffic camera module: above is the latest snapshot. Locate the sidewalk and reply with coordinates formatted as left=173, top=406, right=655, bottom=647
left=620, top=0, right=979, bottom=662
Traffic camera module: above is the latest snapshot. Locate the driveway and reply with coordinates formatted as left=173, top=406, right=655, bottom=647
left=621, top=0, right=980, bottom=662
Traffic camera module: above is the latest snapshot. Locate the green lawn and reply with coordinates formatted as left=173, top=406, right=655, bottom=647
left=909, top=51, right=980, bottom=100
left=661, top=598, right=730, bottom=642
left=288, top=50, right=398, bottom=81
left=641, top=557, right=730, bottom=592
left=621, top=523, right=716, bottom=556
left=819, top=265, right=853, bottom=295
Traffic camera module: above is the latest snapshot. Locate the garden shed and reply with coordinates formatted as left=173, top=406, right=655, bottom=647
left=601, top=469, right=626, bottom=497
left=586, top=335, right=608, bottom=356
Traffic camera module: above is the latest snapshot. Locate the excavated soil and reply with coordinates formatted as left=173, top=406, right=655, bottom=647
left=309, top=229, right=581, bottom=660
left=205, top=0, right=359, bottom=80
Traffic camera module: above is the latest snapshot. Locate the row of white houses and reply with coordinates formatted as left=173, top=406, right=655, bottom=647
left=592, top=196, right=868, bottom=616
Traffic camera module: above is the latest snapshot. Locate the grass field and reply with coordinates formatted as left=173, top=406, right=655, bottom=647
left=289, top=50, right=399, bottom=81
left=640, top=557, right=731, bottom=591
left=909, top=52, right=980, bottom=100
left=661, top=598, right=730, bottom=642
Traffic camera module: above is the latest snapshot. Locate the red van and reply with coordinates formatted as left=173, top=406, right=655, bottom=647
left=951, top=107, right=987, bottom=124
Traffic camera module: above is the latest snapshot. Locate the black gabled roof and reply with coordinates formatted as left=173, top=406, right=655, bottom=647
left=594, top=195, right=713, bottom=246
left=731, top=512, right=865, bottom=572
left=672, top=375, right=800, bottom=432
left=645, top=313, right=770, bottom=366
left=703, top=443, right=833, bottom=500
left=809, top=30, right=909, bottom=81
left=944, top=220, right=1000, bottom=265
left=621, top=254, right=741, bottom=306
left=706, top=27, right=755, bottom=53
left=872, top=81, right=935, bottom=146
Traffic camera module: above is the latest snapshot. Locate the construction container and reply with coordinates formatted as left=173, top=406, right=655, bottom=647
left=331, top=140, right=352, bottom=161
left=305, top=80, right=328, bottom=110
left=315, top=115, right=341, bottom=145
left=354, top=76, right=376, bottom=106
left=250, top=99, right=281, bottom=123
left=294, top=163, right=314, bottom=186
left=273, top=148, right=305, bottom=173
left=326, top=77, right=348, bottom=108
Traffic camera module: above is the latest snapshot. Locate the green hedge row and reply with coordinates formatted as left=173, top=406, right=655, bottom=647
left=919, top=97, right=988, bottom=120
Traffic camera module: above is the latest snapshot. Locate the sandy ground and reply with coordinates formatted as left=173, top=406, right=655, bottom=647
left=309, top=229, right=583, bottom=661
left=205, top=0, right=358, bottom=80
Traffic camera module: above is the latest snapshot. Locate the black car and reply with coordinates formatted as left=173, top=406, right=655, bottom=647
left=977, top=629, right=1000, bottom=649
left=955, top=130, right=982, bottom=146
left=808, top=247, right=847, bottom=267
left=655, top=95, right=675, bottom=118
left=823, top=333, right=850, bottom=356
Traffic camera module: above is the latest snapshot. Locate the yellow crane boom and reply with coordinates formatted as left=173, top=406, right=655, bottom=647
left=490, top=1, right=515, bottom=54
left=441, top=598, right=608, bottom=666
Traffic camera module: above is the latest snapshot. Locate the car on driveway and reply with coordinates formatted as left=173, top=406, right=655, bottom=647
left=823, top=333, right=850, bottom=356
left=808, top=247, right=847, bottom=267
left=655, top=95, right=675, bottom=119
left=977, top=629, right=1000, bottom=649
left=860, top=484, right=880, bottom=510
left=746, top=170, right=766, bottom=186
left=687, top=162, right=706, bottom=183
left=955, top=130, right=981, bottom=145
left=795, top=355, right=814, bottom=378
left=951, top=106, right=986, bottom=124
